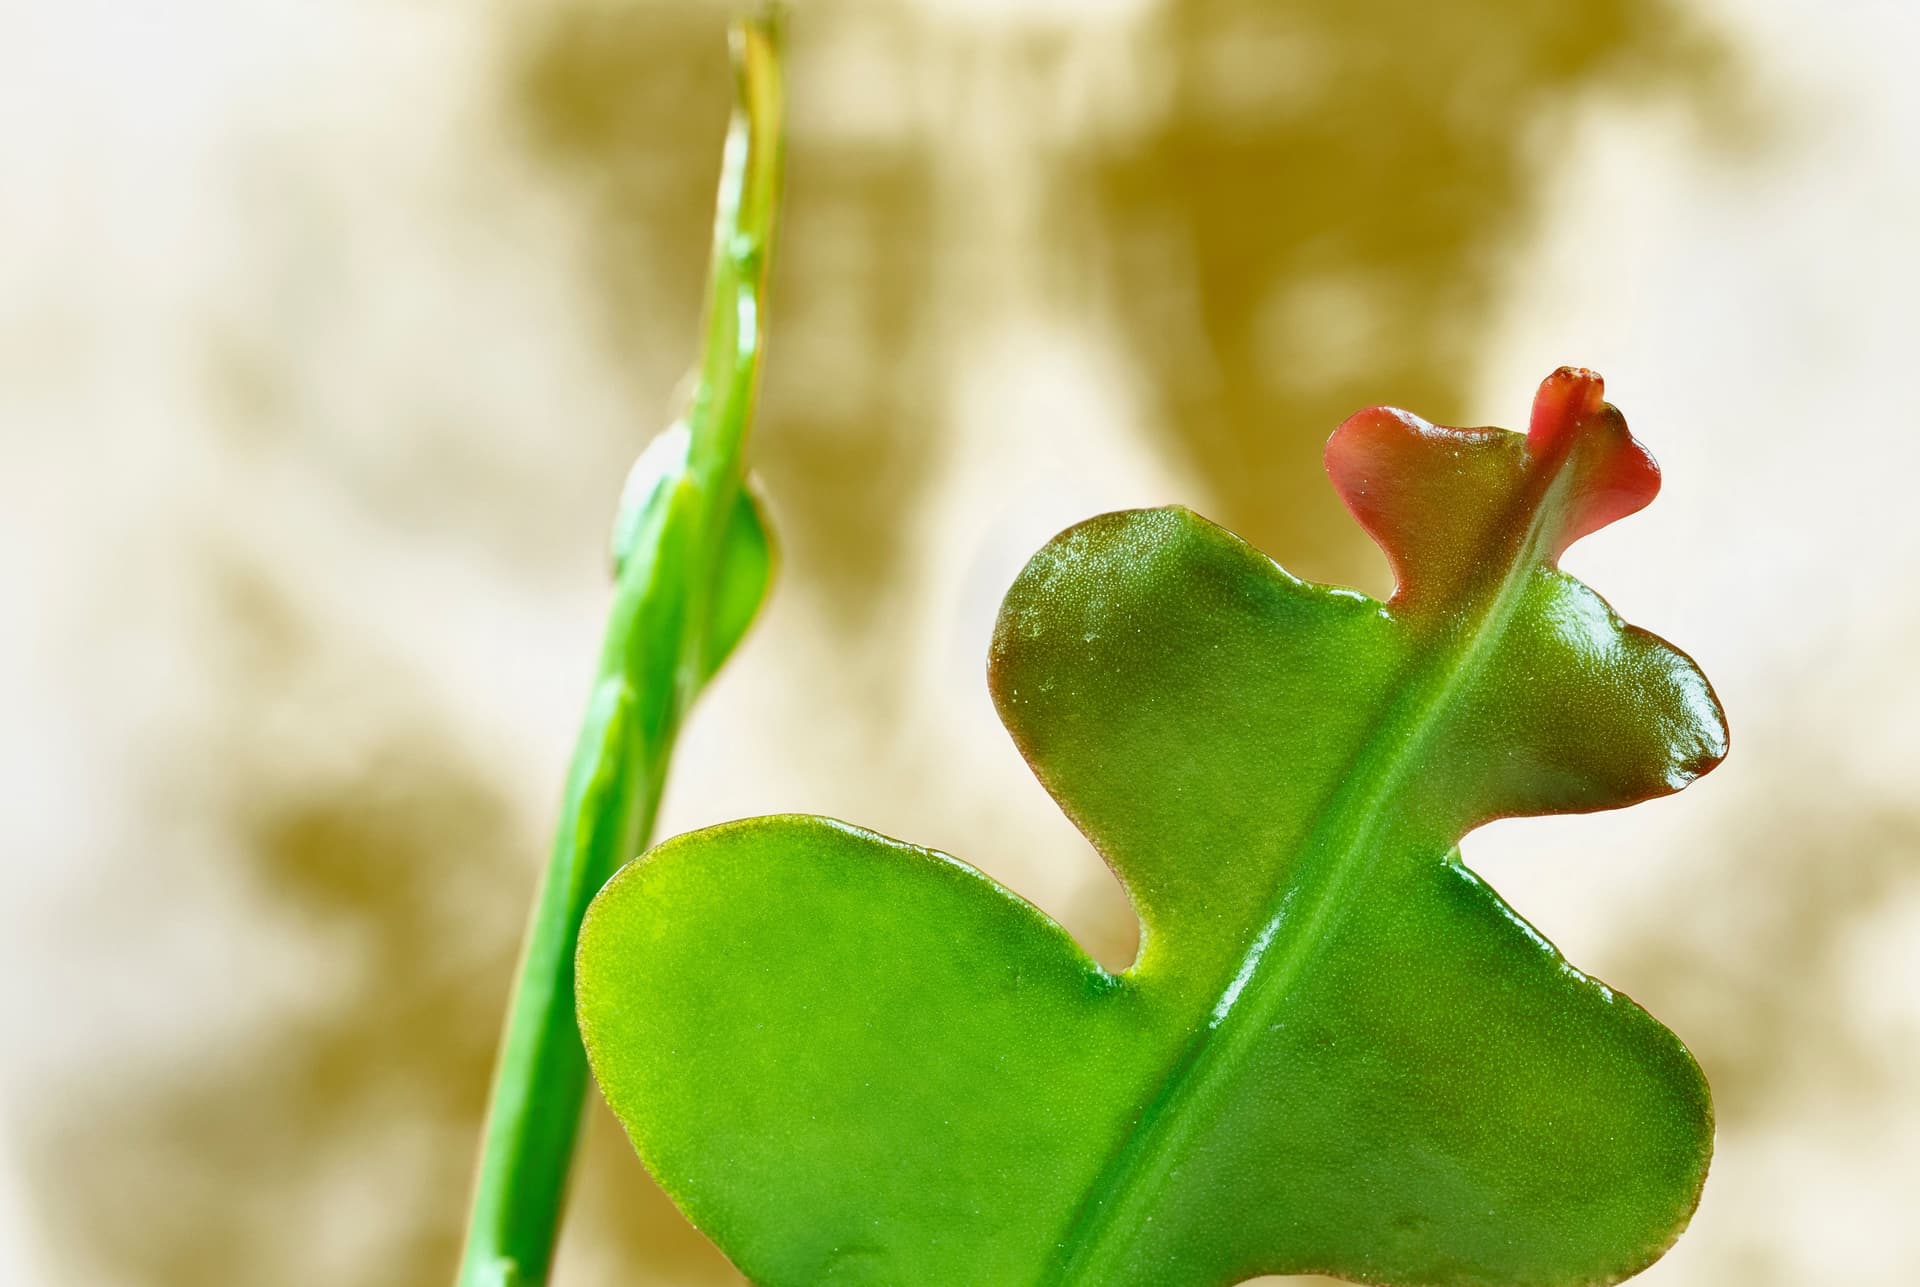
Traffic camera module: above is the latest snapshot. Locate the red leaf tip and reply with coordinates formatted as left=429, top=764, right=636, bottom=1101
left=1324, top=367, right=1666, bottom=605
left=1525, top=366, right=1662, bottom=560
left=1528, top=366, right=1607, bottom=457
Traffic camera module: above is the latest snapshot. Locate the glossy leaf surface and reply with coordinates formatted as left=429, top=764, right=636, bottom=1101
left=578, top=369, right=1727, bottom=1286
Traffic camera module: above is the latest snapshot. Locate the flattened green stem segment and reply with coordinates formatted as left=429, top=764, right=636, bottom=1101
left=1044, top=446, right=1599, bottom=1282
left=578, top=370, right=1727, bottom=1287
left=455, top=15, right=785, bottom=1287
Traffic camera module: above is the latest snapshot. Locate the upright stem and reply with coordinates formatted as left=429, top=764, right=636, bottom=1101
left=456, top=15, right=786, bottom=1286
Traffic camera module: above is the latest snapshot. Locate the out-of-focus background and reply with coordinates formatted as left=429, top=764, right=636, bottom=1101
left=3, top=0, right=1916, bottom=1283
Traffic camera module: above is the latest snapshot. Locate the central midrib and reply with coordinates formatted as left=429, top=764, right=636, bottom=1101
left=1040, top=464, right=1574, bottom=1285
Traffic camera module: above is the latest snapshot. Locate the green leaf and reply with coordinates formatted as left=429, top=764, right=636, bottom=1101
left=577, top=368, right=1727, bottom=1286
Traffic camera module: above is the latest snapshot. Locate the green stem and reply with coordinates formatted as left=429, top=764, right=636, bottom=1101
left=456, top=14, right=786, bottom=1286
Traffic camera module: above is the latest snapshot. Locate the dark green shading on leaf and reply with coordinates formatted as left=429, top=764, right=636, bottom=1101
left=579, top=369, right=1724, bottom=1286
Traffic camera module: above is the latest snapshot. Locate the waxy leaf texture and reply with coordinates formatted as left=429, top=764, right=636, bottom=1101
left=577, top=368, right=1728, bottom=1286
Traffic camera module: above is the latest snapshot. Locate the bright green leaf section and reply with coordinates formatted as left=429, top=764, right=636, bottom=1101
left=578, top=370, right=1725, bottom=1286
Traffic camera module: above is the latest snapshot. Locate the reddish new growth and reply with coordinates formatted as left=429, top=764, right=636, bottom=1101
left=1324, top=366, right=1663, bottom=607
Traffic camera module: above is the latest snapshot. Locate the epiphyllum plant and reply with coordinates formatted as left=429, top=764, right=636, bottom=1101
left=578, top=366, right=1726, bottom=1285
left=457, top=14, right=782, bottom=1287
left=465, top=12, right=1729, bottom=1287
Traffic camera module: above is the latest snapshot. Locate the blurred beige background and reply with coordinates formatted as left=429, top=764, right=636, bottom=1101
left=3, top=0, right=1916, bottom=1283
